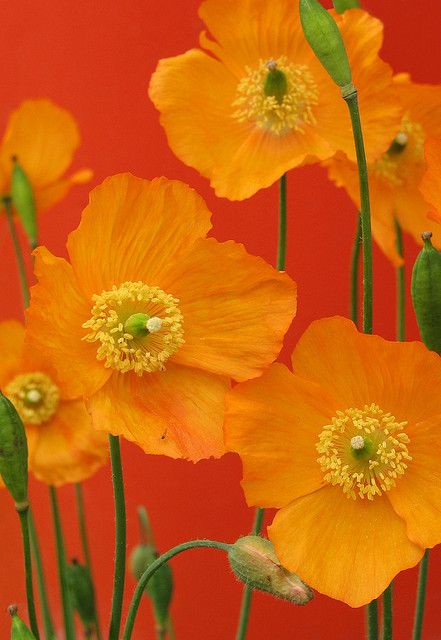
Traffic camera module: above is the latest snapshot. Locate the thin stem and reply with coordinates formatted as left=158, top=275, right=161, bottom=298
left=122, top=540, right=230, bottom=640
left=381, top=582, right=393, bottom=640
left=49, top=486, right=75, bottom=640
left=18, top=508, right=40, bottom=640
left=366, top=599, right=378, bottom=640
left=395, top=219, right=405, bottom=341
left=277, top=174, right=287, bottom=271
left=412, top=549, right=430, bottom=640
left=2, top=196, right=30, bottom=309
left=350, top=213, right=362, bottom=326
left=75, top=483, right=102, bottom=640
left=108, top=435, right=127, bottom=640
left=343, top=88, right=373, bottom=334
left=28, top=510, right=56, bottom=639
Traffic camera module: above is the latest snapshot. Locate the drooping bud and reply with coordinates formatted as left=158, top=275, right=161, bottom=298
left=0, top=392, right=28, bottom=510
left=66, top=559, right=96, bottom=627
left=411, top=232, right=441, bottom=354
left=332, top=0, right=360, bottom=13
left=228, top=536, right=313, bottom=605
left=8, top=604, right=37, bottom=640
left=10, top=158, right=37, bottom=248
left=299, top=0, right=352, bottom=89
left=264, top=62, right=288, bottom=105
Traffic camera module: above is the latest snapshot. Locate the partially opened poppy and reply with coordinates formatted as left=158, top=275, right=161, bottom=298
left=0, top=99, right=92, bottom=212
left=327, top=75, right=441, bottom=265
left=25, top=173, right=296, bottom=461
left=225, top=316, right=441, bottom=607
left=149, top=2, right=401, bottom=200
left=0, top=320, right=107, bottom=486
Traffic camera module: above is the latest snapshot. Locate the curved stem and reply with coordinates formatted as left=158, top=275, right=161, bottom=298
left=366, top=599, right=378, bottom=640
left=2, top=196, right=30, bottom=309
left=350, top=213, right=362, bottom=326
left=108, top=435, right=127, bottom=640
left=412, top=549, right=430, bottom=640
left=122, top=540, right=230, bottom=640
left=395, top=219, right=405, bottom=341
left=28, top=510, right=56, bottom=639
left=381, top=582, right=393, bottom=640
left=18, top=508, right=40, bottom=640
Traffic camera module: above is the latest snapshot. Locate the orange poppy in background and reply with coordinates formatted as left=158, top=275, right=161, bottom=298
left=0, top=99, right=92, bottom=212
left=420, top=137, right=441, bottom=221
left=0, top=320, right=107, bottom=486
left=327, top=75, right=441, bottom=265
left=25, top=173, right=296, bottom=461
left=149, top=2, right=401, bottom=201
left=225, top=317, right=441, bottom=607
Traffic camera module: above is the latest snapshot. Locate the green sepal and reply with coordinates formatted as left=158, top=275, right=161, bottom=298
left=66, top=560, right=96, bottom=625
left=9, top=608, right=37, bottom=640
left=411, top=232, right=441, bottom=354
left=333, top=0, right=360, bottom=13
left=11, top=158, right=37, bottom=248
left=130, top=543, right=173, bottom=626
left=299, top=0, right=352, bottom=88
left=0, top=391, right=28, bottom=507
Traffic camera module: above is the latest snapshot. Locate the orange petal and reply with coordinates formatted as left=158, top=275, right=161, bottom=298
left=87, top=365, right=229, bottom=461
left=394, top=183, right=438, bottom=247
left=268, top=487, right=423, bottom=607
left=67, top=174, right=212, bottom=298
left=27, top=399, right=108, bottom=486
left=421, top=138, right=441, bottom=219
left=35, top=168, right=93, bottom=213
left=0, top=99, right=81, bottom=189
left=0, top=321, right=24, bottom=387
left=26, top=246, right=111, bottom=399
left=291, top=316, right=441, bottom=424
left=161, top=238, right=296, bottom=380
left=225, top=363, right=337, bottom=508
left=387, top=415, right=441, bottom=549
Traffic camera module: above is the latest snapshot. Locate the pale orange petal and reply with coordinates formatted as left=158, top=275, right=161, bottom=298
left=67, top=174, right=212, bottom=298
left=161, top=238, right=296, bottom=380
left=0, top=321, right=24, bottom=387
left=225, top=363, right=337, bottom=508
left=421, top=138, right=441, bottom=219
left=394, top=184, right=438, bottom=247
left=35, top=168, right=93, bottom=213
left=87, top=365, right=229, bottom=461
left=26, top=246, right=111, bottom=399
left=269, top=487, right=423, bottom=607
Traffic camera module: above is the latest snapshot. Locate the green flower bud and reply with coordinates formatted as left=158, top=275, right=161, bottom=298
left=299, top=0, right=352, bottom=88
left=332, top=0, right=360, bottom=13
left=66, top=559, right=96, bottom=626
left=11, top=158, right=37, bottom=248
left=228, top=536, right=313, bottom=605
left=8, top=604, right=37, bottom=640
left=411, top=231, right=441, bottom=354
left=0, top=392, right=28, bottom=509
left=129, top=543, right=173, bottom=627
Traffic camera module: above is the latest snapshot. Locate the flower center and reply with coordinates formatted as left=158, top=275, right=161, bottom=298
left=232, top=57, right=319, bottom=135
left=5, top=372, right=60, bottom=425
left=316, top=403, right=411, bottom=500
left=82, top=281, right=185, bottom=375
left=372, top=117, right=425, bottom=187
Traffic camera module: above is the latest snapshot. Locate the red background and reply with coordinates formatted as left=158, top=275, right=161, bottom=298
left=1, top=1, right=441, bottom=638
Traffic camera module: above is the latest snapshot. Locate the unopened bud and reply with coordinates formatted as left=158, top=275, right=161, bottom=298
left=8, top=604, right=36, bottom=639
left=228, top=536, right=313, bottom=605
left=130, top=543, right=173, bottom=626
left=332, top=0, right=360, bottom=13
left=10, top=158, right=37, bottom=248
left=411, top=232, right=441, bottom=354
left=299, top=0, right=352, bottom=89
left=66, top=559, right=96, bottom=626
left=0, top=392, right=28, bottom=509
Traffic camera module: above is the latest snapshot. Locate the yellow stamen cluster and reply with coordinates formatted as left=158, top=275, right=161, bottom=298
left=83, top=281, right=184, bottom=375
left=316, top=403, right=412, bottom=500
left=372, top=117, right=425, bottom=187
left=5, top=372, right=60, bottom=425
left=232, top=57, right=319, bottom=135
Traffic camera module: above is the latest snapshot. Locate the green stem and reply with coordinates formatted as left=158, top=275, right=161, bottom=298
left=343, top=87, right=373, bottom=335
left=350, top=213, right=362, bottom=326
left=395, top=219, right=405, bottom=341
left=2, top=196, right=30, bottom=309
left=108, top=435, right=127, bottom=640
left=366, top=599, right=378, bottom=640
left=277, top=174, right=287, bottom=271
left=28, top=510, right=56, bottom=639
left=75, top=483, right=102, bottom=640
left=122, top=540, right=230, bottom=640
left=18, top=508, right=40, bottom=640
left=412, top=549, right=430, bottom=640
left=381, top=582, right=393, bottom=640
left=49, top=486, right=75, bottom=640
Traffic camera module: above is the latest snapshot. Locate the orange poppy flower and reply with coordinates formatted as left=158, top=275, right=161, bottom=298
left=149, top=2, right=400, bottom=200
left=327, top=75, right=441, bottom=266
left=25, top=173, right=296, bottom=461
left=0, top=320, right=107, bottom=486
left=0, top=99, right=92, bottom=212
left=225, top=316, right=441, bottom=607
left=419, top=137, right=441, bottom=222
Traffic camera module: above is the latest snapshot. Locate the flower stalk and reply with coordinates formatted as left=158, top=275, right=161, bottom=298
left=395, top=219, right=405, bottom=341
left=2, top=196, right=30, bottom=309
left=412, top=549, right=430, bottom=640
left=28, top=510, right=56, bottom=640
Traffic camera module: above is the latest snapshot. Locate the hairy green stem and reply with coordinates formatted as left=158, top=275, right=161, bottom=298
left=381, top=582, right=393, bottom=640
left=2, top=196, right=30, bottom=309
left=395, top=219, right=405, bottom=341
left=122, top=540, right=230, bottom=640
left=412, top=550, right=430, bottom=640
left=350, top=214, right=362, bottom=326
left=366, top=599, right=378, bottom=640
left=108, top=435, right=127, bottom=640
left=28, top=510, right=56, bottom=639
left=18, top=508, right=40, bottom=639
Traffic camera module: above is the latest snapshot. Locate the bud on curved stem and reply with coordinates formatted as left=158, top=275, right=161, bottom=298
left=333, top=0, right=360, bottom=13
left=411, top=232, right=441, bottom=353
left=0, top=391, right=28, bottom=508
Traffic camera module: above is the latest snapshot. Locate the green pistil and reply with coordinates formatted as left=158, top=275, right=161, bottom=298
left=387, top=134, right=408, bottom=156
left=264, top=63, right=288, bottom=104
left=350, top=436, right=374, bottom=459
left=124, top=313, right=150, bottom=338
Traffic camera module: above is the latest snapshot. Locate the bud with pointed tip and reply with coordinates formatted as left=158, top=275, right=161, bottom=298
left=411, top=231, right=441, bottom=354
left=8, top=604, right=37, bottom=640
left=228, top=536, right=313, bottom=605
left=130, top=543, right=173, bottom=627
left=333, top=0, right=360, bottom=13
left=0, top=392, right=28, bottom=509
left=10, top=158, right=37, bottom=248
left=66, top=559, right=96, bottom=627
